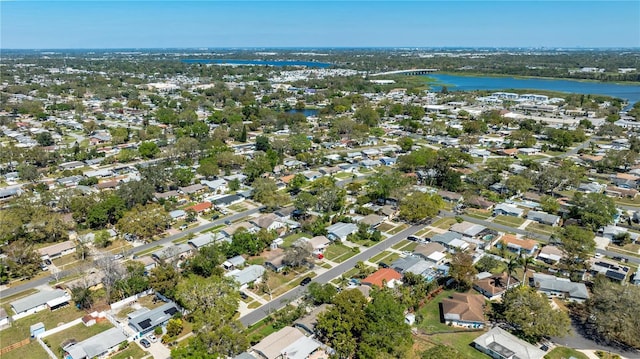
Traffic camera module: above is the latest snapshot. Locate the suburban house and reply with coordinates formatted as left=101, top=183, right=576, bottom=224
left=497, top=235, right=538, bottom=256
left=201, top=179, right=228, bottom=194
left=221, top=222, right=258, bottom=237
left=187, top=201, right=212, bottom=213
left=128, top=301, right=181, bottom=338
left=223, top=255, right=247, bottom=270
left=536, top=245, right=563, bottom=264
left=250, top=213, right=287, bottom=232
left=526, top=210, right=561, bottom=226
left=493, top=203, right=524, bottom=217
left=37, top=240, right=76, bottom=261
left=10, top=289, right=72, bottom=319
left=64, top=327, right=128, bottom=359
left=413, top=242, right=447, bottom=262
left=356, top=214, right=386, bottom=228
left=179, top=183, right=207, bottom=195
left=169, top=209, right=186, bottom=221
left=0, top=308, right=10, bottom=328
left=472, top=327, right=546, bottom=359
left=437, top=190, right=463, bottom=203
left=431, top=231, right=469, bottom=252
left=225, top=265, right=266, bottom=287
left=327, top=222, right=358, bottom=241
left=264, top=250, right=287, bottom=273
left=391, top=255, right=439, bottom=281
left=441, top=293, right=486, bottom=329
left=473, top=272, right=520, bottom=300
left=532, top=273, right=589, bottom=303
left=362, top=268, right=403, bottom=288
left=188, top=232, right=227, bottom=250
left=151, top=243, right=192, bottom=263
left=450, top=222, right=488, bottom=239
left=213, top=194, right=244, bottom=207
left=587, top=259, right=629, bottom=282
left=306, top=236, right=331, bottom=254
left=293, top=304, right=331, bottom=336
left=250, top=326, right=332, bottom=359
left=466, top=196, right=495, bottom=210
left=134, top=256, right=157, bottom=273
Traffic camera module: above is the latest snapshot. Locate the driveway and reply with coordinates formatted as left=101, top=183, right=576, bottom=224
left=138, top=338, right=171, bottom=359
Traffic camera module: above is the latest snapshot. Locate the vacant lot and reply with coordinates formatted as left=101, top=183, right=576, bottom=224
left=544, top=347, right=589, bottom=359
left=324, top=243, right=357, bottom=263
left=493, top=215, right=526, bottom=227
left=0, top=306, right=85, bottom=347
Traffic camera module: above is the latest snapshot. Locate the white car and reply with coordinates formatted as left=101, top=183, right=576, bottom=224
left=148, top=334, right=157, bottom=343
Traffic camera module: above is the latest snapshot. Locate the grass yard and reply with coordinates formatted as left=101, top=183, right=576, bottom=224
left=44, top=322, right=113, bottom=355
left=389, top=223, right=409, bottom=234
left=110, top=344, right=146, bottom=359
left=248, top=301, right=262, bottom=309
left=544, top=347, right=589, bottom=359
left=399, top=241, right=419, bottom=252
left=0, top=306, right=85, bottom=347
left=431, top=217, right=457, bottom=230
left=281, top=232, right=310, bottom=248
left=465, top=209, right=493, bottom=220
left=416, top=289, right=456, bottom=334
left=320, top=262, right=332, bottom=269
left=414, top=228, right=432, bottom=237
left=376, top=222, right=396, bottom=232
left=202, top=224, right=225, bottom=233
left=52, top=254, right=81, bottom=269
left=334, top=172, right=353, bottom=180
left=1, top=341, right=49, bottom=359
left=228, top=203, right=248, bottom=212
left=324, top=243, right=357, bottom=263
left=426, top=331, right=490, bottom=359
left=493, top=215, right=526, bottom=227
left=526, top=222, right=555, bottom=236
left=369, top=250, right=393, bottom=263
left=134, top=246, right=162, bottom=257
left=392, top=240, right=411, bottom=250
left=245, top=318, right=278, bottom=344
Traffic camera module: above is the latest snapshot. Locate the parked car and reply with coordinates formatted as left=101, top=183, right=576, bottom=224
left=224, top=220, right=232, bottom=225
left=44, top=258, right=52, bottom=265
left=148, top=334, right=157, bottom=343
left=300, top=277, right=312, bottom=286
left=378, top=262, right=389, bottom=268
left=140, top=339, right=151, bottom=348
left=179, top=224, right=188, bottom=231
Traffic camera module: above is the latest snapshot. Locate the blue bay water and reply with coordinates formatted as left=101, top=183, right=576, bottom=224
left=182, top=59, right=332, bottom=68
left=425, top=74, right=640, bottom=106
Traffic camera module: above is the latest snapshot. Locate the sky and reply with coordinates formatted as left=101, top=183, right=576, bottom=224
left=1, top=1, right=639, bottom=49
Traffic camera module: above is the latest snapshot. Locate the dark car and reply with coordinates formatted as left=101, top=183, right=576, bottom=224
left=140, top=339, right=151, bottom=348
left=300, top=277, right=312, bottom=286
left=224, top=220, right=232, bottom=225
left=378, top=262, right=389, bottom=268
left=211, top=214, right=220, bottom=220
left=240, top=291, right=248, bottom=300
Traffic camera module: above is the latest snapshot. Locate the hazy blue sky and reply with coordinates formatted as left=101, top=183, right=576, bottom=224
left=1, top=1, right=639, bottom=49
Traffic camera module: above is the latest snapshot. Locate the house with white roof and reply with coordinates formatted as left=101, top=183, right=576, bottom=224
left=473, top=327, right=546, bottom=359
left=225, top=265, right=266, bottom=287
left=532, top=273, right=589, bottom=303
left=64, top=327, right=128, bottom=359
left=493, top=203, right=524, bottom=217
left=11, top=289, right=71, bottom=319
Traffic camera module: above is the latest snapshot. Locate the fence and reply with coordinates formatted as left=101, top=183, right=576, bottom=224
left=0, top=338, right=30, bottom=355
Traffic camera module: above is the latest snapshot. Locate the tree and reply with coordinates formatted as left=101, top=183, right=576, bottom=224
left=583, top=276, right=640, bottom=349
left=505, top=258, right=520, bottom=288
left=93, top=230, right=112, bottom=248
left=359, top=290, right=413, bottom=358
left=255, top=135, right=270, bottom=152
left=282, top=240, right=313, bottom=268
left=316, top=289, right=368, bottom=358
left=397, top=136, right=414, bottom=152
left=35, top=131, right=54, bottom=146
left=173, top=275, right=247, bottom=358
left=138, top=141, right=159, bottom=158
left=116, top=180, right=155, bottom=209
left=449, top=252, right=477, bottom=290
left=556, top=225, right=596, bottom=277
left=17, top=163, right=39, bottom=181
left=398, top=191, right=444, bottom=223
left=311, top=177, right=346, bottom=213
left=149, top=264, right=181, bottom=299
left=163, top=318, right=184, bottom=343
left=505, top=175, right=532, bottom=196
left=570, top=192, right=617, bottom=231
left=354, top=105, right=380, bottom=127
left=501, top=286, right=570, bottom=343
left=367, top=169, right=412, bottom=201
left=539, top=195, right=559, bottom=214
left=116, top=203, right=170, bottom=242
left=251, top=178, right=289, bottom=211
left=519, top=255, right=535, bottom=285
left=186, top=245, right=226, bottom=278
left=172, top=168, right=194, bottom=187
left=306, top=282, right=337, bottom=305
left=71, top=285, right=93, bottom=310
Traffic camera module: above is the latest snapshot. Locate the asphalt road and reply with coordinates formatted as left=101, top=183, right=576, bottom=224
left=238, top=225, right=420, bottom=327
left=0, top=207, right=262, bottom=298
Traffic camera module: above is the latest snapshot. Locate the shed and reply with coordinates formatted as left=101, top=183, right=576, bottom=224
left=30, top=322, right=45, bottom=338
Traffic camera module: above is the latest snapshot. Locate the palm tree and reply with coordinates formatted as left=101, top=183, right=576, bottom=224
left=506, top=258, right=520, bottom=288
left=519, top=254, right=535, bottom=286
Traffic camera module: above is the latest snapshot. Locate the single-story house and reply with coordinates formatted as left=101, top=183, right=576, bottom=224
left=473, top=272, right=520, bottom=300
left=223, top=255, right=247, bottom=270
left=154, top=190, right=179, bottom=200
left=327, top=222, right=358, bottom=241
left=213, top=194, right=244, bottom=207
left=357, top=214, right=386, bottom=228
left=37, top=240, right=76, bottom=260
left=527, top=210, right=561, bottom=226
left=128, top=301, right=181, bottom=337
left=64, top=327, right=128, bottom=359
left=602, top=225, right=639, bottom=243
left=391, top=256, right=438, bottom=281
left=188, top=232, right=226, bottom=250
left=169, top=209, right=186, bottom=221
left=151, top=243, right=192, bottom=263
left=225, top=265, right=266, bottom=287
left=250, top=213, right=287, bottom=231
left=441, top=293, right=486, bottom=329
left=588, top=259, right=629, bottom=282
left=201, top=179, right=228, bottom=194
left=307, top=236, right=331, bottom=253
left=264, top=252, right=287, bottom=273
left=437, top=190, right=463, bottom=203
left=473, top=327, right=546, bottom=359
left=497, top=234, right=538, bottom=256
left=577, top=182, right=606, bottom=194
left=379, top=157, right=397, bottom=166
left=493, top=203, right=524, bottom=217
left=221, top=222, right=257, bottom=237
left=179, top=183, right=206, bottom=195
left=466, top=196, right=495, bottom=210
left=293, top=304, right=331, bottom=336
left=0, top=186, right=22, bottom=201
left=134, top=255, right=157, bottom=273
left=250, top=326, right=331, bottom=359
left=450, top=222, right=487, bottom=239
left=0, top=307, right=11, bottom=328
left=187, top=201, right=212, bottom=213
left=11, top=289, right=71, bottom=319
left=362, top=268, right=403, bottom=288
left=532, top=273, right=589, bottom=303
left=431, top=232, right=469, bottom=252
left=413, top=242, right=447, bottom=260
left=536, top=245, right=563, bottom=264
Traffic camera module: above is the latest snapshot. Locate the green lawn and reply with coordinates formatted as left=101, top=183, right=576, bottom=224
left=431, top=218, right=457, bottom=230
left=1, top=341, right=48, bottom=359
left=369, top=250, right=393, bottom=263
left=134, top=246, right=162, bottom=257
left=245, top=318, right=278, bottom=344
left=399, top=241, right=419, bottom=252
left=389, top=223, right=409, bottom=234
left=427, top=331, right=490, bottom=359
left=377, top=223, right=395, bottom=232
left=493, top=215, right=526, bottom=227
left=0, top=306, right=85, bottom=347
left=465, top=209, right=492, bottom=220
left=110, top=344, right=146, bottom=359
left=526, top=222, right=555, bottom=236
left=282, top=232, right=310, bottom=248
left=324, top=243, right=357, bottom=263
left=44, top=322, right=113, bottom=355
left=544, top=347, right=589, bottom=359
left=392, top=240, right=411, bottom=250
left=417, top=289, right=456, bottom=334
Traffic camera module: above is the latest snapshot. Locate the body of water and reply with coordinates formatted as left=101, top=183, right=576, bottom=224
left=182, top=59, right=332, bottom=68
left=286, top=109, right=319, bottom=117
left=425, top=74, right=640, bottom=107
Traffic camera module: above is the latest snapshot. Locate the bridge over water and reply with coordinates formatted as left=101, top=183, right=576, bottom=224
left=369, top=68, right=439, bottom=76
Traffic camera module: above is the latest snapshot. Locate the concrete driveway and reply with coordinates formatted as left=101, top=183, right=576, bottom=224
left=137, top=338, right=171, bottom=359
